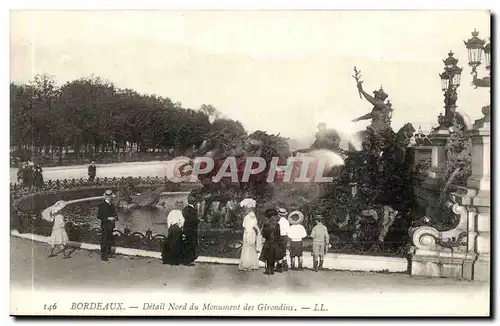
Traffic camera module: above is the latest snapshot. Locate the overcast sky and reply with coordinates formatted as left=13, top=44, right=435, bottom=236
left=10, top=10, right=490, bottom=140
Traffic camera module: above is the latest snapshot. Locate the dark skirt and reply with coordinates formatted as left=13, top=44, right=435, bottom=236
left=182, top=232, right=198, bottom=264
left=259, top=242, right=280, bottom=263
left=290, top=241, right=303, bottom=257
left=260, top=224, right=281, bottom=263
left=276, top=235, right=288, bottom=260
left=162, top=225, right=183, bottom=265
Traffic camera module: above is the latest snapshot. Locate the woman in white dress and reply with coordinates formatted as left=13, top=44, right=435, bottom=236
left=47, top=200, right=71, bottom=259
left=238, top=198, right=262, bottom=271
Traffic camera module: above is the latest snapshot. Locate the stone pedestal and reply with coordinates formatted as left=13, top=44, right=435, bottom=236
left=467, top=122, right=490, bottom=197
left=466, top=122, right=490, bottom=281
left=427, top=128, right=449, bottom=181
left=409, top=118, right=490, bottom=281
left=419, top=129, right=450, bottom=218
left=409, top=200, right=476, bottom=280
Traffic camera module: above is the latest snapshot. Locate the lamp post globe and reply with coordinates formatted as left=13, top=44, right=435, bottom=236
left=464, top=29, right=486, bottom=70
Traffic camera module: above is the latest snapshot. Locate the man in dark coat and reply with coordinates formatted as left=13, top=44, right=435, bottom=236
left=88, top=161, right=97, bottom=182
left=181, top=197, right=199, bottom=266
left=33, top=163, right=44, bottom=188
left=97, top=189, right=118, bottom=261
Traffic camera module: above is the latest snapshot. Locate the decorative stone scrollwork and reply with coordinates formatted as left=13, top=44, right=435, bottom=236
left=411, top=225, right=440, bottom=251
left=410, top=200, right=470, bottom=253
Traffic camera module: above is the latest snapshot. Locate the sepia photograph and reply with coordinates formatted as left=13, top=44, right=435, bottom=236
left=9, top=9, right=491, bottom=316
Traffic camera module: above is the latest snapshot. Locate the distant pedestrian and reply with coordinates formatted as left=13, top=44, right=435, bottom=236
left=310, top=215, right=330, bottom=272
left=47, top=200, right=71, bottom=259
left=33, top=163, right=44, bottom=188
left=287, top=211, right=307, bottom=270
left=97, top=189, right=118, bottom=261
left=88, top=161, right=97, bottom=182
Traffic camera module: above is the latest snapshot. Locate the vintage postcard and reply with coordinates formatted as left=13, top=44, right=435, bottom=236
left=9, top=9, right=491, bottom=316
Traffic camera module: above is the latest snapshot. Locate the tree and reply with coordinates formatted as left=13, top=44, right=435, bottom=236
left=199, top=104, right=221, bottom=122
left=212, top=118, right=246, bottom=138
left=10, top=74, right=245, bottom=163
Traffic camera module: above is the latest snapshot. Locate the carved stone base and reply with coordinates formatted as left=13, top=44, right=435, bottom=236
left=473, top=256, right=490, bottom=281
left=410, top=251, right=476, bottom=280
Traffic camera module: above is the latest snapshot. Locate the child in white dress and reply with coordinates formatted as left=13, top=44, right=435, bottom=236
left=48, top=200, right=71, bottom=259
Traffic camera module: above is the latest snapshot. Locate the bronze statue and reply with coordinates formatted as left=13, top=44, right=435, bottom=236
left=311, top=122, right=341, bottom=150
left=352, top=67, right=392, bottom=132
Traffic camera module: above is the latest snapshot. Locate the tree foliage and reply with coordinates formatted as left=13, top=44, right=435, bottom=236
left=10, top=74, right=220, bottom=158
left=302, top=125, right=415, bottom=241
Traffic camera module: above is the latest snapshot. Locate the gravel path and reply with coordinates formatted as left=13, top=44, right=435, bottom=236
left=10, top=161, right=171, bottom=183
left=10, top=237, right=490, bottom=316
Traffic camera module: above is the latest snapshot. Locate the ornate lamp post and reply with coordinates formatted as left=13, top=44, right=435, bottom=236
left=464, top=29, right=491, bottom=127
left=438, top=51, right=463, bottom=128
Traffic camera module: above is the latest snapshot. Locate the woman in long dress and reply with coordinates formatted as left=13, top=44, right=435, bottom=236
left=47, top=200, right=71, bottom=259
left=238, top=198, right=262, bottom=271
left=162, top=201, right=185, bottom=265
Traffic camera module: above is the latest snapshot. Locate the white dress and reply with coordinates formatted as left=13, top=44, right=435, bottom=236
left=238, top=212, right=262, bottom=271
left=49, top=214, right=69, bottom=247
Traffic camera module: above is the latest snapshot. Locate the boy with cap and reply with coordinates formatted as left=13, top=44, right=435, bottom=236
left=287, top=211, right=307, bottom=270
left=276, top=207, right=290, bottom=272
left=310, top=215, right=330, bottom=272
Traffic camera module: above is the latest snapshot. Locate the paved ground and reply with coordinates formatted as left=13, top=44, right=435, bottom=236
left=10, top=237, right=489, bottom=315
left=9, top=236, right=480, bottom=292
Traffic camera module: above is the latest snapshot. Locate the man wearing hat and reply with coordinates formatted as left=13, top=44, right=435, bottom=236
left=97, top=189, right=118, bottom=261
left=88, top=161, right=96, bottom=182
left=310, top=215, right=330, bottom=272
left=276, top=207, right=290, bottom=272
left=287, top=211, right=307, bottom=270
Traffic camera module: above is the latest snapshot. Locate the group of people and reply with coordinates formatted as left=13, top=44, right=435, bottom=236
left=96, top=189, right=201, bottom=264
left=238, top=198, right=330, bottom=274
left=16, top=160, right=44, bottom=188
left=44, top=189, right=120, bottom=261
left=44, top=189, right=330, bottom=273
left=161, top=199, right=200, bottom=266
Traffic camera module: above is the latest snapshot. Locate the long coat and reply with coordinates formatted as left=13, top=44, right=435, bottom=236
left=162, top=223, right=183, bottom=265
left=182, top=205, right=199, bottom=264
left=97, top=201, right=118, bottom=231
left=259, top=223, right=281, bottom=263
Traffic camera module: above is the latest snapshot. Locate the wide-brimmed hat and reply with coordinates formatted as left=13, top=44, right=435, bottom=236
left=277, top=208, right=288, bottom=218
left=52, top=200, right=66, bottom=213
left=103, top=189, right=114, bottom=199
left=240, top=198, right=256, bottom=209
left=41, top=200, right=66, bottom=221
left=288, top=211, right=304, bottom=225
